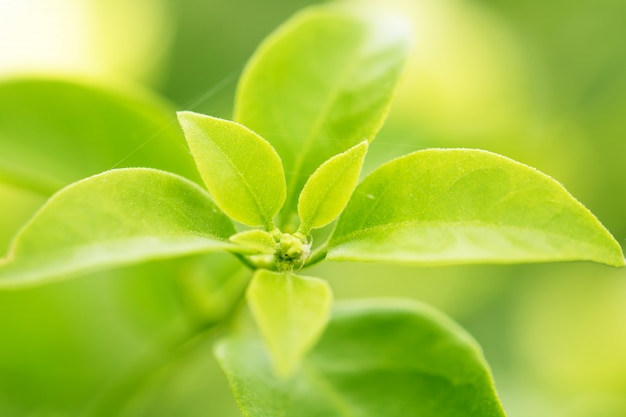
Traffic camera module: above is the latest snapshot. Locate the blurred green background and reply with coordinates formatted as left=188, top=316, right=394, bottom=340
left=0, top=0, right=625, bottom=416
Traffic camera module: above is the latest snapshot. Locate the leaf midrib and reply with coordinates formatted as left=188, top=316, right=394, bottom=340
left=301, top=156, right=356, bottom=231
left=203, top=131, right=272, bottom=227
left=284, top=31, right=368, bottom=214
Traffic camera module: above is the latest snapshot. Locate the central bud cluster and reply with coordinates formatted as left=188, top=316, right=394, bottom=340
left=272, top=231, right=311, bottom=272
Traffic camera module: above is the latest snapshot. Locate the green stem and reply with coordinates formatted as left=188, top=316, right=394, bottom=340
left=80, top=268, right=250, bottom=416
left=234, top=252, right=257, bottom=270
left=78, top=319, right=216, bottom=416
left=304, top=242, right=328, bottom=268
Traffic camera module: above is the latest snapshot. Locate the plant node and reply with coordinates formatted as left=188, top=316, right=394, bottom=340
left=273, top=231, right=311, bottom=272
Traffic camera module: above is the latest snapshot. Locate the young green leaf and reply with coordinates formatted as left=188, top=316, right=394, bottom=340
left=298, top=141, right=368, bottom=234
left=235, top=4, right=411, bottom=227
left=246, top=269, right=332, bottom=377
left=177, top=111, right=286, bottom=229
left=229, top=229, right=276, bottom=254
left=328, top=149, right=625, bottom=267
left=0, top=168, right=236, bottom=288
left=216, top=300, right=506, bottom=417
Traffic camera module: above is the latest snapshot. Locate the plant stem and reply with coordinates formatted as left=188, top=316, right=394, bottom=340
left=304, top=242, right=328, bottom=268
left=79, top=268, right=250, bottom=416
left=234, top=252, right=257, bottom=270
left=78, top=318, right=214, bottom=416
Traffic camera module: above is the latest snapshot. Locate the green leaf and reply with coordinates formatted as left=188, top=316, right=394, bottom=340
left=246, top=269, right=332, bottom=377
left=235, top=4, right=411, bottom=228
left=178, top=111, right=286, bottom=228
left=0, top=251, right=248, bottom=416
left=298, top=141, right=368, bottom=233
left=328, top=149, right=625, bottom=267
left=229, top=229, right=276, bottom=254
left=215, top=300, right=506, bottom=417
left=0, top=168, right=236, bottom=288
left=0, top=77, right=198, bottom=195
left=0, top=77, right=200, bottom=253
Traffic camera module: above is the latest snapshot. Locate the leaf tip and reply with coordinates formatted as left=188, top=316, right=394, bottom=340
left=247, top=271, right=333, bottom=378
left=612, top=252, right=626, bottom=268
left=175, top=109, right=195, bottom=124
left=355, top=139, right=369, bottom=154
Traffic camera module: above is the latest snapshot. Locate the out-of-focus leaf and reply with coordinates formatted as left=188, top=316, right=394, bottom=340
left=98, top=334, right=242, bottom=417
left=235, top=4, right=411, bottom=227
left=0, top=168, right=236, bottom=288
left=0, top=78, right=197, bottom=194
left=0, top=251, right=248, bottom=416
left=0, top=183, right=47, bottom=255
left=246, top=269, right=332, bottom=377
left=298, top=141, right=368, bottom=233
left=328, top=149, right=625, bottom=267
left=0, top=272, right=157, bottom=416
left=0, top=77, right=199, bottom=252
left=178, top=112, right=286, bottom=228
left=216, top=299, right=506, bottom=417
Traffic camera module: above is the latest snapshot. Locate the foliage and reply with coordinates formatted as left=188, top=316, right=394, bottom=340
left=0, top=3, right=623, bottom=417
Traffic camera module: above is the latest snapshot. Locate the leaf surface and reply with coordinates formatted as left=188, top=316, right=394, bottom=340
left=328, top=149, right=625, bottom=267
left=0, top=77, right=198, bottom=195
left=216, top=300, right=506, bottom=417
left=0, top=168, right=236, bottom=287
left=178, top=112, right=286, bottom=228
left=246, top=270, right=332, bottom=377
left=229, top=229, right=276, bottom=255
left=0, top=77, right=198, bottom=253
left=298, top=141, right=368, bottom=233
left=235, top=4, right=411, bottom=227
